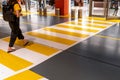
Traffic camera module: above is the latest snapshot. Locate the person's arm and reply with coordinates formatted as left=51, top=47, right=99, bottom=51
left=15, top=10, right=21, bottom=17
left=14, top=3, right=21, bottom=17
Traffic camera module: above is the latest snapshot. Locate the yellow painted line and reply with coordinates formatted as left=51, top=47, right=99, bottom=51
left=43, top=27, right=89, bottom=38
left=87, top=17, right=106, bottom=20
left=3, top=38, right=59, bottom=56
left=78, top=19, right=112, bottom=25
left=86, top=23, right=107, bottom=28
left=0, top=49, right=32, bottom=71
left=108, top=20, right=120, bottom=22
left=96, top=35, right=120, bottom=40
left=56, top=24, right=99, bottom=33
left=87, top=17, right=120, bottom=22
left=21, top=11, right=38, bottom=16
left=66, top=21, right=107, bottom=28
left=27, top=32, right=76, bottom=45
left=38, top=11, right=70, bottom=18
left=21, top=11, right=38, bottom=14
left=21, top=10, right=70, bottom=18
left=4, top=70, right=44, bottom=80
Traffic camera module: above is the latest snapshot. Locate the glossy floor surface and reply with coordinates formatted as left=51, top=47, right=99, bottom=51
left=0, top=11, right=120, bottom=80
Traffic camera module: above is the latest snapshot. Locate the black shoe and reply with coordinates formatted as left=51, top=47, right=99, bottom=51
left=24, top=41, right=29, bottom=46
left=7, top=49, right=16, bottom=53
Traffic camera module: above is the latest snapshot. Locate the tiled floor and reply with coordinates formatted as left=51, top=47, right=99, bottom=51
left=0, top=10, right=120, bottom=80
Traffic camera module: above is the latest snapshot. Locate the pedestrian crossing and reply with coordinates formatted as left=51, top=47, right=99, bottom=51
left=4, top=70, right=48, bottom=80
left=0, top=18, right=115, bottom=80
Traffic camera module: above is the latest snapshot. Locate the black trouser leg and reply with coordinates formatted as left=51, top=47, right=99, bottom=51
left=9, top=17, right=24, bottom=47
left=9, top=32, right=17, bottom=47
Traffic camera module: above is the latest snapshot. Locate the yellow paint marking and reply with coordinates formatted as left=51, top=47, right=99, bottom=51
left=56, top=24, right=99, bottom=33
left=108, top=20, right=120, bottom=22
left=96, top=35, right=120, bottom=40
left=78, top=19, right=112, bottom=25
left=21, top=11, right=38, bottom=16
left=66, top=21, right=107, bottom=28
left=27, top=32, right=76, bottom=45
left=87, top=17, right=106, bottom=20
left=4, top=70, right=44, bottom=80
left=43, top=27, right=89, bottom=38
left=0, top=50, right=32, bottom=71
left=26, top=43, right=59, bottom=56
left=87, top=17, right=120, bottom=22
left=3, top=38, right=59, bottom=56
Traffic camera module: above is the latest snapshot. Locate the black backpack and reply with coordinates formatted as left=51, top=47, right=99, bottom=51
left=2, top=1, right=15, bottom=22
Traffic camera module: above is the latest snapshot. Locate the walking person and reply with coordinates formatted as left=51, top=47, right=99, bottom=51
left=49, top=0, right=55, bottom=9
left=7, top=0, right=29, bottom=53
left=113, top=3, right=119, bottom=16
left=79, top=0, right=83, bottom=7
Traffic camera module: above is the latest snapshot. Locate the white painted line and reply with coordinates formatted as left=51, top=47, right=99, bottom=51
left=24, top=34, right=68, bottom=50
left=35, top=29, right=83, bottom=41
left=65, top=21, right=113, bottom=26
left=11, top=48, right=48, bottom=64
left=0, top=64, right=14, bottom=80
left=78, top=18, right=114, bottom=24
left=59, top=23, right=104, bottom=30
left=40, top=78, right=49, bottom=80
left=45, top=26, right=95, bottom=35
left=0, top=39, right=21, bottom=52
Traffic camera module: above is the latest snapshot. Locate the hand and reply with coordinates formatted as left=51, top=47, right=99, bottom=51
left=20, top=13, right=23, bottom=16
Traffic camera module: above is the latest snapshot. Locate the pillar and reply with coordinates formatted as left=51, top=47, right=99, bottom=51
left=89, top=0, right=92, bottom=16
left=55, top=0, right=69, bottom=16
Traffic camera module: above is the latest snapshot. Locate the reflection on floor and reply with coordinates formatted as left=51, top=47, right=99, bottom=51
left=0, top=12, right=120, bottom=80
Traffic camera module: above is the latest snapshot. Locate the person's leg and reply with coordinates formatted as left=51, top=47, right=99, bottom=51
left=9, top=32, right=17, bottom=47
left=113, top=11, right=115, bottom=15
left=15, top=17, right=29, bottom=46
left=114, top=10, right=117, bottom=16
left=8, top=21, right=17, bottom=52
left=115, top=10, right=118, bottom=16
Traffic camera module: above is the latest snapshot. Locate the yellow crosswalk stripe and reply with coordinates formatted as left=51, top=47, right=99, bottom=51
left=86, top=24, right=107, bottom=28
left=78, top=19, right=112, bottom=25
left=4, top=70, right=44, bottom=80
left=66, top=21, right=107, bottom=28
left=108, top=20, right=120, bottom=22
left=88, top=17, right=120, bottom=22
left=43, top=27, right=89, bottom=38
left=56, top=24, right=99, bottom=33
left=21, top=11, right=38, bottom=16
left=27, top=31, right=76, bottom=45
left=3, top=38, right=59, bottom=56
left=0, top=49, right=32, bottom=71
left=25, top=43, right=59, bottom=56
left=87, top=17, right=106, bottom=20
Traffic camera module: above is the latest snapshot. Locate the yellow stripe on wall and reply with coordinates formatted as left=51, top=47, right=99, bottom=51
left=27, top=32, right=76, bottom=45
left=3, top=38, right=59, bottom=56
left=4, top=70, right=44, bottom=80
left=56, top=24, right=99, bottom=33
left=43, top=28, right=89, bottom=38
left=0, top=50, right=32, bottom=71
